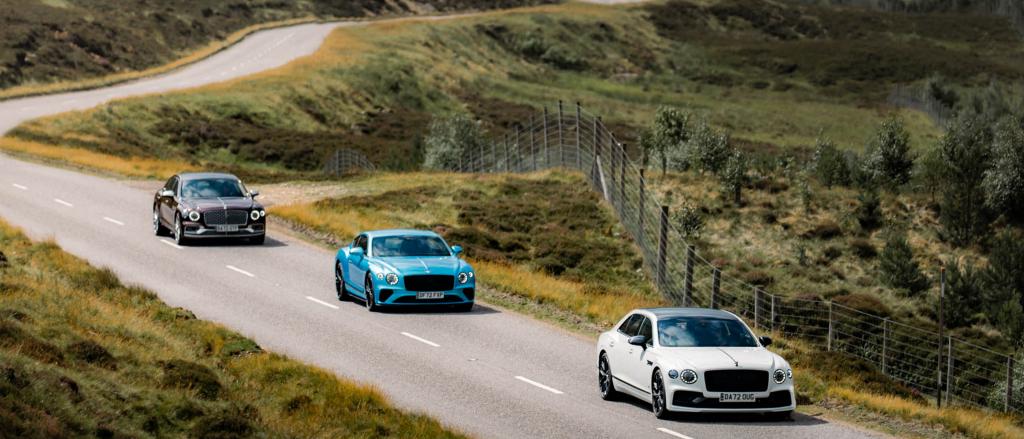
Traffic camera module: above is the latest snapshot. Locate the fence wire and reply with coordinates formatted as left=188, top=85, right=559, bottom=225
left=449, top=101, right=1022, bottom=415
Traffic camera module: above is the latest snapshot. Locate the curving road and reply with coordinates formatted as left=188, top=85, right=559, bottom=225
left=0, top=16, right=883, bottom=439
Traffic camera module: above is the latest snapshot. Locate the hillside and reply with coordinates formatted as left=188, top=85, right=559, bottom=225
left=0, top=219, right=463, bottom=438
left=0, top=0, right=555, bottom=95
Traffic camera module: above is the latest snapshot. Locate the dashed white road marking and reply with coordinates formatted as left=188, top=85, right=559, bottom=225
left=226, top=265, right=255, bottom=278
left=103, top=217, right=125, bottom=226
left=53, top=198, right=73, bottom=207
left=401, top=332, right=440, bottom=347
left=160, top=240, right=184, bottom=250
left=12, top=184, right=27, bottom=190
left=306, top=296, right=340, bottom=310
left=657, top=428, right=695, bottom=439
left=514, top=376, right=564, bottom=395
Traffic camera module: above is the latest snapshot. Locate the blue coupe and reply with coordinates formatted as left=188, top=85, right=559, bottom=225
left=335, top=229, right=476, bottom=312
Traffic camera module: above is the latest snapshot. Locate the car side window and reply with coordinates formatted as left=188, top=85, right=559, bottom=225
left=619, top=314, right=643, bottom=337
left=163, top=177, right=175, bottom=191
left=638, top=317, right=653, bottom=344
left=355, top=235, right=368, bottom=253
left=169, top=176, right=179, bottom=195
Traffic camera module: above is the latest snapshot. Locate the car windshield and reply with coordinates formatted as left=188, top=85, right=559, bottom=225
left=657, top=317, right=758, bottom=348
left=372, top=236, right=451, bottom=257
left=181, top=178, right=247, bottom=198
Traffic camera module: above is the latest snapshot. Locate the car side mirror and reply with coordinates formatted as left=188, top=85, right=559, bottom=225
left=249, top=189, right=260, bottom=198
left=759, top=336, right=773, bottom=347
left=451, top=245, right=463, bottom=256
left=159, top=189, right=174, bottom=198
left=350, top=247, right=364, bottom=258
left=628, top=335, right=648, bottom=347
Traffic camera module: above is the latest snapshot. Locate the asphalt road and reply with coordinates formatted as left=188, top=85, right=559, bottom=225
left=0, top=16, right=884, bottom=439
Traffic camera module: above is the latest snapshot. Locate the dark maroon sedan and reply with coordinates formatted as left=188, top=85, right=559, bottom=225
left=153, top=172, right=266, bottom=245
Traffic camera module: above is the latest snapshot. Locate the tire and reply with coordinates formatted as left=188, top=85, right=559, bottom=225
left=766, top=410, right=793, bottom=422
left=652, top=370, right=669, bottom=419
left=454, top=302, right=474, bottom=312
left=335, top=262, right=348, bottom=302
left=250, top=234, right=265, bottom=245
left=153, top=206, right=169, bottom=236
left=364, top=276, right=379, bottom=312
left=598, top=353, right=618, bottom=401
left=173, top=214, right=189, bottom=246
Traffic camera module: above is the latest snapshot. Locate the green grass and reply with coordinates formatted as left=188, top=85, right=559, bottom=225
left=0, top=219, right=464, bottom=438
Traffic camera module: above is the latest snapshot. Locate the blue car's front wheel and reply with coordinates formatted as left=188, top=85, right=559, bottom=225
left=335, top=262, right=348, bottom=302
left=364, top=276, right=379, bottom=312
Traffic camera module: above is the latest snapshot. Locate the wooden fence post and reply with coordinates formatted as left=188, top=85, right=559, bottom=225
left=576, top=102, right=582, bottom=170
left=558, top=100, right=564, bottom=166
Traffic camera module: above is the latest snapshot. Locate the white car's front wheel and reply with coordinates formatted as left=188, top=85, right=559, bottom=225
left=598, top=353, right=618, bottom=400
left=651, top=370, right=669, bottom=419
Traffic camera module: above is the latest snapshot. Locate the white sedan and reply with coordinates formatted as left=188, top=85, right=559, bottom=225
left=596, top=308, right=795, bottom=419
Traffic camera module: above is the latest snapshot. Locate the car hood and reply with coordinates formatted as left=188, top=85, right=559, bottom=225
left=659, top=347, right=781, bottom=371
left=181, top=197, right=258, bottom=212
left=374, top=256, right=463, bottom=275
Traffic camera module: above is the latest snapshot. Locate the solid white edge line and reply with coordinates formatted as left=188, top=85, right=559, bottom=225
left=226, top=265, right=255, bottom=278
left=305, top=296, right=340, bottom=310
left=103, top=217, right=125, bottom=226
left=514, top=376, right=564, bottom=395
left=12, top=184, right=27, bottom=190
left=401, top=332, right=440, bottom=348
left=657, top=428, right=695, bottom=439
left=160, top=240, right=183, bottom=250
left=53, top=198, right=73, bottom=207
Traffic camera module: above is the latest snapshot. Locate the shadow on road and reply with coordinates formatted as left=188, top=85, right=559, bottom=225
left=339, top=298, right=501, bottom=315
left=180, top=236, right=288, bottom=248
left=608, top=397, right=828, bottom=426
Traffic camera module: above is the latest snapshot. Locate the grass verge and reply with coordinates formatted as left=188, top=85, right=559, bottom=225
left=0, top=219, right=464, bottom=438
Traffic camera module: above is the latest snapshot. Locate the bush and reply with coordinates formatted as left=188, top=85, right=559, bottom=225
left=935, top=115, right=993, bottom=246
left=983, top=230, right=1024, bottom=347
left=422, top=114, right=487, bottom=171
left=689, top=119, right=732, bottom=174
left=863, top=116, right=914, bottom=188
left=812, top=136, right=850, bottom=188
left=68, top=340, right=116, bottom=369
left=855, top=188, right=882, bottom=231
left=833, top=292, right=892, bottom=318
left=878, top=229, right=930, bottom=296
left=718, top=150, right=748, bottom=204
left=849, top=238, right=877, bottom=258
left=673, top=204, right=705, bottom=240
left=982, top=117, right=1024, bottom=221
left=161, top=360, right=222, bottom=400
left=801, top=220, right=842, bottom=240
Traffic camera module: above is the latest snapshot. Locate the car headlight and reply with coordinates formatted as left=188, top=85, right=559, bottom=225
left=385, top=273, right=399, bottom=285
left=680, top=369, right=698, bottom=384
left=667, top=369, right=679, bottom=380
left=250, top=210, right=260, bottom=221
left=774, top=369, right=787, bottom=384
left=458, top=272, right=469, bottom=284
left=188, top=210, right=200, bottom=222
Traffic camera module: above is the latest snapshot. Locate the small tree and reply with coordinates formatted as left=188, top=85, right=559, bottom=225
left=719, top=150, right=748, bottom=204
left=982, top=117, right=1024, bottom=221
left=423, top=114, right=487, bottom=171
left=942, top=259, right=985, bottom=328
left=984, top=230, right=1024, bottom=347
left=878, top=228, right=930, bottom=296
left=674, top=204, right=705, bottom=240
left=651, top=107, right=691, bottom=175
left=812, top=136, right=850, bottom=188
left=689, top=119, right=731, bottom=174
left=863, top=116, right=914, bottom=188
left=936, top=115, right=992, bottom=246
left=855, top=188, right=882, bottom=231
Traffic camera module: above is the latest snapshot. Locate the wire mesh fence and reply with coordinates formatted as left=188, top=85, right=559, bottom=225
left=323, top=148, right=376, bottom=176
left=448, top=100, right=1022, bottom=415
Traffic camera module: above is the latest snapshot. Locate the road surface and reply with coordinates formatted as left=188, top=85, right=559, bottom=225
left=0, top=15, right=884, bottom=439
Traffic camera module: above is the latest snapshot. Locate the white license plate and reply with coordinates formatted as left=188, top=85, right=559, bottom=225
left=719, top=393, right=756, bottom=402
left=216, top=225, right=239, bottom=232
left=417, top=292, right=444, bottom=300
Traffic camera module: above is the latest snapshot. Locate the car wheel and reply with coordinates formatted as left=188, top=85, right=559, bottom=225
left=598, top=353, right=618, bottom=401
left=335, top=262, right=348, bottom=301
left=364, top=276, right=379, bottom=312
left=766, top=410, right=793, bottom=422
left=153, top=206, right=169, bottom=236
left=173, top=214, right=189, bottom=246
left=250, top=234, right=265, bottom=245
left=652, top=370, right=669, bottom=419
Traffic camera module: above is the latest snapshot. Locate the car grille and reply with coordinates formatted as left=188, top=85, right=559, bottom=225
left=671, top=390, right=792, bottom=409
left=403, top=275, right=454, bottom=291
left=204, top=210, right=248, bottom=226
left=704, top=370, right=769, bottom=392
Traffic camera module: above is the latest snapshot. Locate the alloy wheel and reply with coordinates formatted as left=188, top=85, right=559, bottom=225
left=335, top=263, right=346, bottom=301
left=652, top=372, right=668, bottom=419
left=364, top=277, right=378, bottom=312
left=599, top=354, right=616, bottom=400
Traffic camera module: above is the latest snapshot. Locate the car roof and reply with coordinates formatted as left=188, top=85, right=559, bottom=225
left=363, top=229, right=440, bottom=238
left=639, top=307, right=738, bottom=320
left=178, top=172, right=240, bottom=181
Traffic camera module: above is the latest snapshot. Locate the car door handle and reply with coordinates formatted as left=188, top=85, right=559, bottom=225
left=609, top=341, right=615, bottom=347
left=647, top=360, right=653, bottom=366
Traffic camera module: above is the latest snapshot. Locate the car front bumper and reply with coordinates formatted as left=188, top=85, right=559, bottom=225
left=182, top=221, right=265, bottom=238
left=665, top=382, right=795, bottom=413
left=373, top=285, right=475, bottom=306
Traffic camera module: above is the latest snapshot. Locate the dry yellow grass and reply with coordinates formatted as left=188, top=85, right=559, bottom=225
left=0, top=137, right=193, bottom=179
left=830, top=387, right=1024, bottom=439
left=0, top=17, right=319, bottom=101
